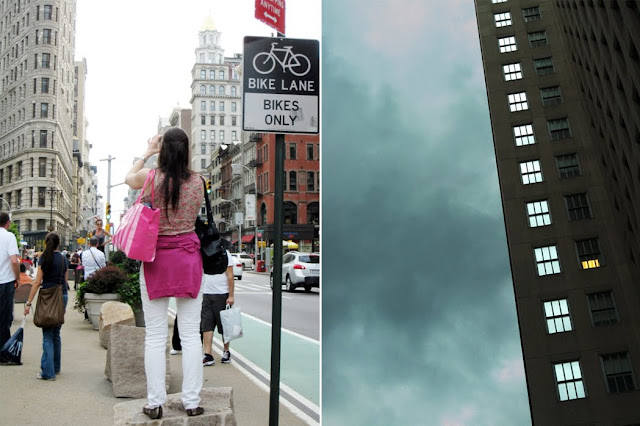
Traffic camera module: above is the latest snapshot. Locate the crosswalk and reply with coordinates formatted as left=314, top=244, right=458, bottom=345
left=234, top=280, right=272, bottom=294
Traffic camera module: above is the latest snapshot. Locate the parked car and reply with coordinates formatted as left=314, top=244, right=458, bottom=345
left=231, top=255, right=243, bottom=280
left=231, top=253, right=254, bottom=270
left=270, top=251, right=320, bottom=292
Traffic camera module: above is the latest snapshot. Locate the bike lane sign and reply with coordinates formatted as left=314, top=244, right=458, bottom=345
left=242, top=36, right=319, bottom=134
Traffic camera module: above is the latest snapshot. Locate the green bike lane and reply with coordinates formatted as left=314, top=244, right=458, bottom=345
left=168, top=299, right=320, bottom=418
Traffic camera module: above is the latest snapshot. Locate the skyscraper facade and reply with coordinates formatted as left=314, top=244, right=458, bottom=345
left=0, top=1, right=81, bottom=250
left=474, top=1, right=640, bottom=424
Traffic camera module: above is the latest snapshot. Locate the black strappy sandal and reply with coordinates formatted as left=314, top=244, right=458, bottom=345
left=143, top=405, right=163, bottom=419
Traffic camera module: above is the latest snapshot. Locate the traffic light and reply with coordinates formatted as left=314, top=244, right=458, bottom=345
left=105, top=223, right=110, bottom=232
left=206, top=180, right=212, bottom=194
left=106, top=202, right=111, bottom=220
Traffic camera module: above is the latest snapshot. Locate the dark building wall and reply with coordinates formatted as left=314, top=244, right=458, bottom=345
left=475, top=1, right=640, bottom=424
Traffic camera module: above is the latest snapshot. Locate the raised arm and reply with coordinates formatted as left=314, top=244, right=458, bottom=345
left=125, top=135, right=162, bottom=189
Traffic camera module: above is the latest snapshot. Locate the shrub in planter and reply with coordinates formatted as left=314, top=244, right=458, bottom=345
left=74, top=266, right=129, bottom=313
left=110, top=250, right=141, bottom=275
left=117, top=273, right=142, bottom=313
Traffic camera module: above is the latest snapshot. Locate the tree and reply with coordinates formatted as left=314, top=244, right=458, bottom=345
left=8, top=222, right=20, bottom=247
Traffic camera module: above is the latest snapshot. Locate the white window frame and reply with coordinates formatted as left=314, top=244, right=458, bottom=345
left=554, top=361, right=586, bottom=401
left=534, top=245, right=561, bottom=276
left=503, top=63, right=523, bottom=81
left=494, top=12, right=512, bottom=27
left=543, top=299, right=572, bottom=334
left=508, top=92, right=529, bottom=112
left=527, top=200, right=551, bottom=227
left=513, top=124, right=535, bottom=146
left=498, top=36, right=517, bottom=53
left=520, top=160, right=543, bottom=184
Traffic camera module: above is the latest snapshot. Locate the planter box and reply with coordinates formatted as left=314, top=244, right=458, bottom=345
left=85, top=293, right=121, bottom=330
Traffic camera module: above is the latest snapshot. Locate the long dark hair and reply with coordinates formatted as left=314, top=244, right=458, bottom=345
left=157, top=127, right=192, bottom=218
left=42, top=232, right=60, bottom=271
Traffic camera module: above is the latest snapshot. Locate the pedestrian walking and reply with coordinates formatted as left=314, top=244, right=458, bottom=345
left=0, top=212, right=20, bottom=353
left=23, top=232, right=69, bottom=380
left=124, top=127, right=205, bottom=419
left=201, top=250, right=234, bottom=366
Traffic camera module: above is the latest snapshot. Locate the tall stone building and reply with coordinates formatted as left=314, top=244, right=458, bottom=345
left=0, top=1, right=82, bottom=250
left=474, top=1, right=640, bottom=424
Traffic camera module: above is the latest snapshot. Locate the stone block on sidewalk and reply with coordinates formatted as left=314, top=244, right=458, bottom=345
left=113, top=387, right=236, bottom=425
left=106, top=323, right=170, bottom=398
left=99, top=301, right=135, bottom=349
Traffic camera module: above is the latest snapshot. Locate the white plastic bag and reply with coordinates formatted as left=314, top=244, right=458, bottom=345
left=220, top=304, right=243, bottom=343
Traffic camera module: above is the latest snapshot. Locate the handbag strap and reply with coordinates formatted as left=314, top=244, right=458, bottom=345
left=88, top=248, right=102, bottom=271
left=200, top=176, right=214, bottom=226
left=135, top=169, right=156, bottom=206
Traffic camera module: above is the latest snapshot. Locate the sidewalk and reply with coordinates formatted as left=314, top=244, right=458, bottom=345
left=0, top=287, right=310, bottom=425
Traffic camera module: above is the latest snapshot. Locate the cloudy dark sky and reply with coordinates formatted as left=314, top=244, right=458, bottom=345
left=321, top=1, right=531, bottom=424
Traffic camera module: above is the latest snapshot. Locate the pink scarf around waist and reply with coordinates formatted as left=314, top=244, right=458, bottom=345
left=142, top=232, right=203, bottom=300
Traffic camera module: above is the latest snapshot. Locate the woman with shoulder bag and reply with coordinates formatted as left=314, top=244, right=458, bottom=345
left=124, top=127, right=205, bottom=419
left=23, top=232, right=69, bottom=381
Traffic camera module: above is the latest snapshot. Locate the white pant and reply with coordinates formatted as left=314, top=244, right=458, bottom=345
left=140, top=265, right=203, bottom=409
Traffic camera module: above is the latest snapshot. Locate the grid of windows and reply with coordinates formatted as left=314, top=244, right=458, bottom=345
left=587, top=291, right=618, bottom=326
left=541, top=86, right=563, bottom=106
left=535, top=245, right=561, bottom=276
left=514, top=124, right=535, bottom=146
left=576, top=238, right=602, bottom=269
left=503, top=63, right=523, bottom=81
left=556, top=154, right=581, bottom=178
left=523, top=6, right=541, bottom=22
left=520, top=160, right=543, bottom=184
left=528, top=30, right=548, bottom=47
left=494, top=12, right=512, bottom=27
left=534, top=57, right=555, bottom=75
left=543, top=299, right=572, bottom=334
left=508, top=92, right=528, bottom=111
left=548, top=117, right=572, bottom=140
left=554, top=361, right=586, bottom=401
left=498, top=36, right=518, bottom=53
left=601, top=352, right=636, bottom=393
left=527, top=200, right=551, bottom=227
left=565, top=193, right=592, bottom=221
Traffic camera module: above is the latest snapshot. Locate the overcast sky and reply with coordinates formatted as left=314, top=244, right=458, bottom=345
left=321, top=0, right=531, bottom=424
left=74, top=0, right=320, bottom=221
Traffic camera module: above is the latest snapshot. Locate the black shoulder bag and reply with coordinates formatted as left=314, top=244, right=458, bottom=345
left=195, top=177, right=230, bottom=275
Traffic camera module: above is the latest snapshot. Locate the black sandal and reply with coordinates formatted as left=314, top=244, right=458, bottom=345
left=143, top=405, right=163, bottom=419
left=186, top=407, right=204, bottom=416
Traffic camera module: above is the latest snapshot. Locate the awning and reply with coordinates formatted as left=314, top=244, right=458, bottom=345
left=241, top=235, right=255, bottom=243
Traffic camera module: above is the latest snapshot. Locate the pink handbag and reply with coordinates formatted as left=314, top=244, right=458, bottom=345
left=113, top=170, right=160, bottom=262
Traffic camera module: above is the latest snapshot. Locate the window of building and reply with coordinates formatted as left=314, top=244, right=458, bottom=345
left=232, top=102, right=237, bottom=112
left=201, top=130, right=206, bottom=140
left=498, top=36, right=517, bottom=53
left=231, top=87, right=237, bottom=96
left=210, top=70, right=215, bottom=79
left=289, top=142, right=297, bottom=159
left=40, top=103, right=48, bottom=118
left=217, top=86, right=224, bottom=95
left=541, top=86, right=563, bottom=106
left=200, top=101, right=206, bottom=111
left=494, top=12, right=512, bottom=27
left=513, top=124, right=535, bottom=146
left=38, top=157, right=46, bottom=177
left=502, top=63, right=523, bottom=81
left=220, top=130, right=225, bottom=140
left=587, top=291, right=618, bottom=326
left=601, top=352, right=636, bottom=394
left=548, top=117, right=571, bottom=140
left=219, top=70, right=224, bottom=79
left=200, top=115, right=206, bottom=125
left=543, top=299, right=572, bottom=334
left=556, top=153, right=581, bottom=178
left=232, top=131, right=237, bottom=141
left=564, top=193, right=592, bottom=221
left=38, top=187, right=46, bottom=207
left=534, top=57, right=555, bottom=75
left=210, top=101, right=215, bottom=111
left=522, top=6, right=541, bottom=22
left=534, top=245, right=561, bottom=276
left=210, top=115, right=215, bottom=125
left=40, top=130, right=47, bottom=147
left=576, top=238, right=602, bottom=269
left=200, top=69, right=206, bottom=79
left=210, top=130, right=215, bottom=140
left=209, top=85, right=215, bottom=94
left=201, top=159, right=206, bottom=169
left=43, top=5, right=52, bottom=19
left=307, top=171, right=315, bottom=191
left=508, top=92, right=529, bottom=112
left=527, top=200, right=551, bottom=227
left=219, top=115, right=225, bottom=125
left=554, top=361, right=586, bottom=401
left=528, top=30, right=548, bottom=47
left=307, top=143, right=314, bottom=160
left=43, top=29, right=51, bottom=44
left=520, top=160, right=543, bottom=184
left=220, top=101, right=225, bottom=111
left=41, top=77, right=49, bottom=93
left=200, top=85, right=206, bottom=94
left=289, top=171, right=297, bottom=191
left=200, top=144, right=206, bottom=154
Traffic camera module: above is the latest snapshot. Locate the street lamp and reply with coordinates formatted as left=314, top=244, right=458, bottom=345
left=220, top=198, right=241, bottom=252
left=0, top=197, right=11, bottom=215
left=232, top=162, right=259, bottom=261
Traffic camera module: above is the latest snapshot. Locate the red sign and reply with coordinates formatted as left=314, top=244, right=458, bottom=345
left=255, top=0, right=285, bottom=35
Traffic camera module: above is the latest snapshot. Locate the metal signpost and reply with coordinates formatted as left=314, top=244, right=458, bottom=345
left=243, top=27, right=319, bottom=425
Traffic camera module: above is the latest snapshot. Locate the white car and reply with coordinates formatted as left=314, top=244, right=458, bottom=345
left=231, top=255, right=243, bottom=280
left=270, top=251, right=320, bottom=292
left=231, top=253, right=254, bottom=270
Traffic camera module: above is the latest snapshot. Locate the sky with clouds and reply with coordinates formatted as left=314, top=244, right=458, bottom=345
left=321, top=0, right=531, bottom=424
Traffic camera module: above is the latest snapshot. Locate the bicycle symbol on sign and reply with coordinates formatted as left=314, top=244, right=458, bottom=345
left=252, top=42, right=311, bottom=77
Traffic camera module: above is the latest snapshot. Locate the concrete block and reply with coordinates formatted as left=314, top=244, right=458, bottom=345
left=99, top=301, right=135, bottom=349
left=107, top=323, right=170, bottom=398
left=113, top=387, right=236, bottom=425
